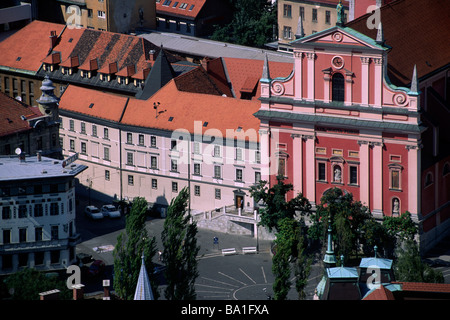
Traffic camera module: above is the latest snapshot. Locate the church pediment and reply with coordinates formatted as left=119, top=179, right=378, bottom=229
left=291, top=26, right=387, bottom=52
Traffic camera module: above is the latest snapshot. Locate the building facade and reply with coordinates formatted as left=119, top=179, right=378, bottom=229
left=255, top=21, right=449, bottom=251
left=58, top=78, right=261, bottom=213
left=58, top=0, right=156, bottom=33
left=0, top=154, right=87, bottom=275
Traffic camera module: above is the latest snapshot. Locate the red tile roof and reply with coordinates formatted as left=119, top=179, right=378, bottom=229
left=0, top=20, right=65, bottom=72
left=0, top=92, right=43, bottom=137
left=59, top=85, right=129, bottom=123
left=220, top=57, right=293, bottom=100
left=393, top=281, right=450, bottom=293
left=347, top=0, right=450, bottom=87
left=59, top=81, right=260, bottom=142
left=156, top=0, right=206, bottom=19
left=363, top=285, right=396, bottom=300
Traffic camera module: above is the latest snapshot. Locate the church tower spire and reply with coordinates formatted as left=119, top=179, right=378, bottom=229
left=134, top=255, right=154, bottom=300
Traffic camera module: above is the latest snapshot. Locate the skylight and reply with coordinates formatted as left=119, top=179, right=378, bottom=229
left=168, top=116, right=174, bottom=121
left=173, top=1, right=179, bottom=7
left=203, top=121, right=208, bottom=127
left=189, top=4, right=195, bottom=10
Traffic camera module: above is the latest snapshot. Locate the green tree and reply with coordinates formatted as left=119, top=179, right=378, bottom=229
left=250, top=176, right=311, bottom=232
left=5, top=268, right=71, bottom=300
left=161, top=187, right=200, bottom=300
left=394, top=239, right=444, bottom=283
left=113, top=197, right=158, bottom=300
left=294, top=222, right=312, bottom=300
left=308, top=188, right=372, bottom=263
left=211, top=0, right=277, bottom=47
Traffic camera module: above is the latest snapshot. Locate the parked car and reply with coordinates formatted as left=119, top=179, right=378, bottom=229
left=101, top=204, right=121, bottom=218
left=84, top=206, right=103, bottom=220
left=88, top=260, right=105, bottom=277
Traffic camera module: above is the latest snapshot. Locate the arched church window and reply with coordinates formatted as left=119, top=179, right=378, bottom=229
left=332, top=73, right=345, bottom=102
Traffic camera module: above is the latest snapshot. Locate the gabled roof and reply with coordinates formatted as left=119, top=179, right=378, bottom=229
left=0, top=20, right=65, bottom=72
left=156, top=0, right=207, bottom=19
left=290, top=25, right=388, bottom=52
left=135, top=48, right=177, bottom=100
left=362, top=285, right=396, bottom=300
left=208, top=57, right=293, bottom=100
left=0, top=92, right=43, bottom=137
left=347, top=0, right=450, bottom=87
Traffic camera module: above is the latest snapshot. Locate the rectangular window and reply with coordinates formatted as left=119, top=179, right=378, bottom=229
left=283, top=26, right=292, bottom=39
left=127, top=133, right=133, bottom=144
left=34, top=204, right=43, bottom=217
left=312, top=8, right=318, bottom=22
left=150, top=136, right=157, bottom=147
left=193, top=142, right=200, bottom=154
left=3, top=230, right=11, bottom=244
left=318, top=162, right=326, bottom=181
left=283, top=4, right=292, bottom=17
left=50, top=203, right=59, bottom=216
left=51, top=226, right=59, bottom=240
left=278, top=158, right=286, bottom=177
left=214, top=165, right=221, bottom=179
left=194, top=163, right=201, bottom=175
left=92, top=125, right=97, bottom=137
left=194, top=185, right=200, bottom=196
left=104, top=128, right=109, bottom=139
left=171, top=140, right=177, bottom=150
left=349, top=166, right=358, bottom=184
left=35, top=227, right=43, bottom=241
left=98, top=10, right=106, bottom=18
left=325, top=10, right=331, bottom=24
left=151, top=156, right=158, bottom=169
left=213, top=145, right=221, bottom=157
left=255, top=171, right=261, bottom=183
left=152, top=179, right=157, bottom=189
left=18, top=205, right=27, bottom=218
left=172, top=182, right=178, bottom=193
left=215, top=188, right=221, bottom=200
left=127, top=152, right=134, bottom=165
left=255, top=151, right=261, bottom=163
left=81, top=142, right=87, bottom=154
left=236, top=148, right=243, bottom=161
left=70, top=139, right=75, bottom=151
left=236, top=168, right=243, bottom=181
left=105, top=170, right=110, bottom=181
left=139, top=134, right=145, bottom=146
left=69, top=119, right=74, bottom=131
left=104, top=146, right=110, bottom=160
left=391, top=170, right=400, bottom=190
left=128, top=175, right=134, bottom=185
left=171, top=159, right=178, bottom=172
left=80, top=122, right=86, bottom=134
left=19, top=228, right=27, bottom=243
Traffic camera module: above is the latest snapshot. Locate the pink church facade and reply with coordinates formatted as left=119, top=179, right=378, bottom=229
left=255, top=25, right=440, bottom=247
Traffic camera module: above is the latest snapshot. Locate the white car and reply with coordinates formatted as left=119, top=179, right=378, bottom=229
left=101, top=204, right=121, bottom=218
left=84, top=206, right=103, bottom=220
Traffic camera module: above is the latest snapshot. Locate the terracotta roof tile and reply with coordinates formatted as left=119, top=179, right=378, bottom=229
left=220, top=57, right=293, bottom=99
left=393, top=281, right=450, bottom=293
left=347, top=0, right=450, bottom=87
left=59, top=85, right=129, bottom=122
left=59, top=81, right=260, bottom=142
left=0, top=92, right=43, bottom=137
left=123, top=80, right=260, bottom=141
left=363, top=285, right=396, bottom=300
left=0, top=20, right=65, bottom=72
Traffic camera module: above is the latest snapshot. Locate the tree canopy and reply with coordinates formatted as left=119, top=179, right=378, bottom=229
left=210, top=0, right=277, bottom=48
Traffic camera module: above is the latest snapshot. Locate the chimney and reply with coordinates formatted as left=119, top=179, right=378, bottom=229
left=39, top=289, right=60, bottom=300
left=72, top=284, right=85, bottom=300
left=149, top=49, right=156, bottom=62
left=37, top=150, right=42, bottom=161
left=201, top=57, right=209, bottom=71
left=50, top=30, right=58, bottom=49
